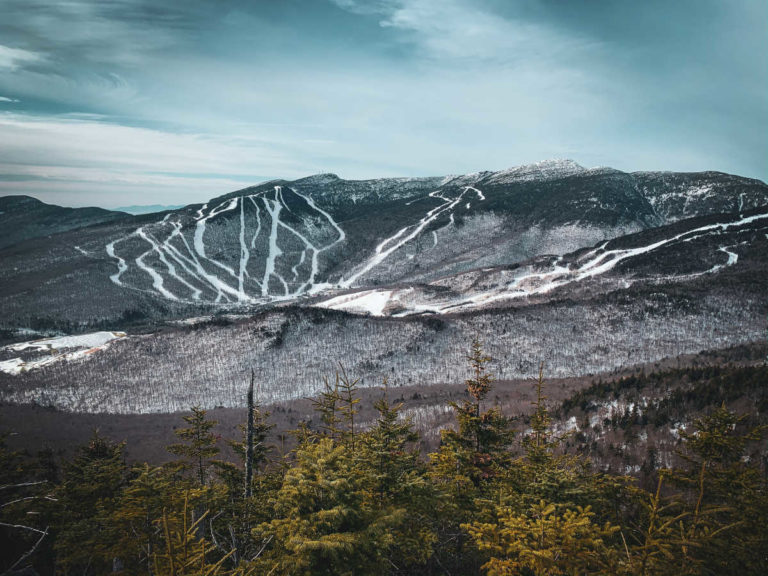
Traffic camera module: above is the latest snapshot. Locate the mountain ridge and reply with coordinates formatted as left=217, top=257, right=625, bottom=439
left=0, top=160, right=766, bottom=327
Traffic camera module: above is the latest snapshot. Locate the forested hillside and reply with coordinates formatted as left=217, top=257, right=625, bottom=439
left=2, top=342, right=766, bottom=575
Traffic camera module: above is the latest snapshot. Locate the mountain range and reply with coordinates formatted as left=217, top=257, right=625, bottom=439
left=0, top=159, right=766, bottom=415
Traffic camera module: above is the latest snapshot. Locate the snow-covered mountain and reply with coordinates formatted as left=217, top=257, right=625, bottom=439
left=1, top=160, right=767, bottom=413
left=1, top=160, right=766, bottom=326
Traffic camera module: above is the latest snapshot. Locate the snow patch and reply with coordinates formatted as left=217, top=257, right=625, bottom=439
left=317, top=290, right=393, bottom=316
left=0, top=331, right=127, bottom=375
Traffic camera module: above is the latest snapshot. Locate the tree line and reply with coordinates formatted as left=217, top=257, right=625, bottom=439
left=1, top=339, right=766, bottom=575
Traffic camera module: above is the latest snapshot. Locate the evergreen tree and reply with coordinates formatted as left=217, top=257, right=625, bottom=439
left=253, top=436, right=373, bottom=575
left=54, top=431, right=127, bottom=575
left=152, top=491, right=235, bottom=576
left=661, top=405, right=768, bottom=575
left=428, top=339, right=515, bottom=574
left=467, top=500, right=620, bottom=576
left=358, top=392, right=438, bottom=572
left=168, top=407, right=221, bottom=487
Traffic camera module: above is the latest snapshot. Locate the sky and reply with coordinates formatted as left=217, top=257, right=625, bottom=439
left=0, top=0, right=765, bottom=208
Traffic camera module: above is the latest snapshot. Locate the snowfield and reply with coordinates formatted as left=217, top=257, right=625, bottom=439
left=0, top=331, right=127, bottom=375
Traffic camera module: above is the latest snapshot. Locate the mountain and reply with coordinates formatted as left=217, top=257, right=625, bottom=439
left=0, top=160, right=766, bottom=413
left=113, top=204, right=185, bottom=215
left=0, top=195, right=129, bottom=249
left=2, top=160, right=765, bottom=329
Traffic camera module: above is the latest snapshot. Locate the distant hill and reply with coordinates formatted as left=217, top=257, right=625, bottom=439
left=114, top=204, right=185, bottom=215
left=0, top=195, right=129, bottom=249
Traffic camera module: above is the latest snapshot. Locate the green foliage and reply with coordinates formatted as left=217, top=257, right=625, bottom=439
left=428, top=339, right=515, bottom=573
left=2, top=346, right=766, bottom=576
left=54, top=431, right=128, bottom=575
left=254, top=436, right=376, bottom=575
left=466, top=501, right=620, bottom=576
left=168, top=407, right=221, bottom=486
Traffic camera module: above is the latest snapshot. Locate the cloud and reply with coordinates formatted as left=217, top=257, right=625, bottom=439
left=0, top=112, right=297, bottom=207
left=0, top=45, right=43, bottom=70
left=0, top=0, right=765, bottom=208
left=332, top=0, right=596, bottom=65
left=0, top=96, right=20, bottom=103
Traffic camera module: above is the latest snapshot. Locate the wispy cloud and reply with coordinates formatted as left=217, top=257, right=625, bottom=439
left=0, top=45, right=43, bottom=70
left=0, top=0, right=765, bottom=207
left=335, top=0, right=596, bottom=65
left=0, top=113, right=293, bottom=207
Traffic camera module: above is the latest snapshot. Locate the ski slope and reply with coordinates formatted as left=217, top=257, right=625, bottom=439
left=106, top=184, right=485, bottom=304
left=317, top=210, right=768, bottom=316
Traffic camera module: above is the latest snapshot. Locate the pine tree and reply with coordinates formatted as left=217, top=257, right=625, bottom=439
left=168, top=407, right=220, bottom=487
left=253, top=436, right=370, bottom=575
left=428, top=339, right=514, bottom=574
left=467, top=365, right=631, bottom=575
left=152, top=491, right=234, bottom=576
left=255, top=377, right=433, bottom=575
left=466, top=500, right=620, bottom=576
left=108, top=463, right=176, bottom=574
left=54, top=431, right=127, bottom=575
left=662, top=405, right=768, bottom=575
left=358, top=391, right=438, bottom=571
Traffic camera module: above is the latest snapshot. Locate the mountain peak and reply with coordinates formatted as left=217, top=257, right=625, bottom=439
left=484, top=159, right=587, bottom=185
left=294, top=173, right=341, bottom=186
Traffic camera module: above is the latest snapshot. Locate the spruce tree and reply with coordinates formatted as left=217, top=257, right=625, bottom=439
left=429, top=338, right=514, bottom=574
left=54, top=431, right=127, bottom=575
left=168, top=407, right=220, bottom=487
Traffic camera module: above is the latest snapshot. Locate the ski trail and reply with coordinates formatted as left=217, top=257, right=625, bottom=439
left=163, top=220, right=244, bottom=303
left=288, top=187, right=347, bottom=294
left=277, top=221, right=317, bottom=294
left=467, top=186, right=485, bottom=200
left=161, top=222, right=246, bottom=302
left=292, top=250, right=306, bottom=281
left=718, top=245, right=738, bottom=267
left=107, top=192, right=270, bottom=303
left=261, top=188, right=286, bottom=296
left=290, top=187, right=346, bottom=245
left=248, top=196, right=262, bottom=249
left=163, top=222, right=224, bottom=300
left=457, top=211, right=768, bottom=309
left=134, top=228, right=178, bottom=301
left=277, top=186, right=296, bottom=215
left=274, top=188, right=319, bottom=294
left=238, top=197, right=249, bottom=299
left=574, top=212, right=767, bottom=281
left=159, top=222, right=216, bottom=300
left=432, top=231, right=438, bottom=247
left=193, top=198, right=239, bottom=278
left=138, top=226, right=202, bottom=300
left=339, top=188, right=468, bottom=288
left=106, top=238, right=128, bottom=286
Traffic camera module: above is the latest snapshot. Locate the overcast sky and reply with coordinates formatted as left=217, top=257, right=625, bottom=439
left=0, top=0, right=765, bottom=208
